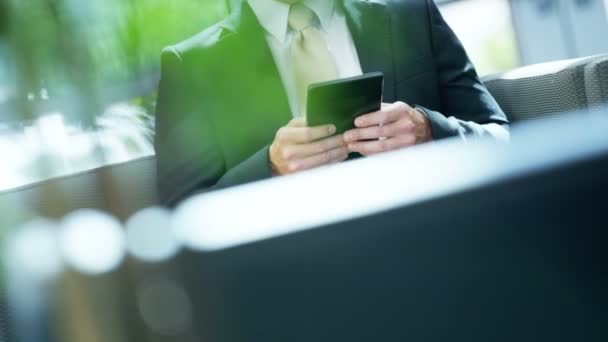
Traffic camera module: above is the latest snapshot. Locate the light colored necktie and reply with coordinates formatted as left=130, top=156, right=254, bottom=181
left=288, top=4, right=339, bottom=117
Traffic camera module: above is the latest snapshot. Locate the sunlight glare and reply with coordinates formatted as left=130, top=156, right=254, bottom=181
left=59, top=209, right=126, bottom=274
left=126, top=207, right=180, bottom=262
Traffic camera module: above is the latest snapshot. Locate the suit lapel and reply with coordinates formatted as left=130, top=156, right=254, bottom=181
left=218, top=1, right=292, bottom=124
left=342, top=0, right=396, bottom=101
left=209, top=2, right=292, bottom=166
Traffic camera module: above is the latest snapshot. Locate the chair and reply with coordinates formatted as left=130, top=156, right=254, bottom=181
left=0, top=156, right=158, bottom=225
left=482, top=54, right=608, bottom=122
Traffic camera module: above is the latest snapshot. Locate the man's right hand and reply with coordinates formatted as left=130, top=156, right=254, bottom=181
left=269, top=118, right=348, bottom=176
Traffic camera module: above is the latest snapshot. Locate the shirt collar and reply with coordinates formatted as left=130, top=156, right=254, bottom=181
left=248, top=0, right=335, bottom=43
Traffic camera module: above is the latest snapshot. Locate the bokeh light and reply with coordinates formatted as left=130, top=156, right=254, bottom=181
left=4, top=218, right=63, bottom=282
left=59, top=209, right=125, bottom=274
left=125, top=207, right=180, bottom=262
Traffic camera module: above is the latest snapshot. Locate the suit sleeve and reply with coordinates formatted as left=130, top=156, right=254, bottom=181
left=155, top=49, right=273, bottom=208
left=418, top=0, right=510, bottom=141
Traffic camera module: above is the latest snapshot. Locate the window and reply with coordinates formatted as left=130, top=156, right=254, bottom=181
left=441, top=0, right=608, bottom=74
left=0, top=0, right=228, bottom=191
left=439, top=0, right=520, bottom=76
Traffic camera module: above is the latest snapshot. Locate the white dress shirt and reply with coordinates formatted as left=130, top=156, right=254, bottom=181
left=248, top=0, right=363, bottom=117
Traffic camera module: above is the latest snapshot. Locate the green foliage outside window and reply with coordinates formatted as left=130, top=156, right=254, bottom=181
left=1, top=0, right=227, bottom=124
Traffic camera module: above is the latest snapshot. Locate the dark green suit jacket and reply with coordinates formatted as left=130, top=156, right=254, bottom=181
left=155, top=0, right=509, bottom=207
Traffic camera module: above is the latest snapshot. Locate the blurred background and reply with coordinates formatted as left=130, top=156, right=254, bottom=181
left=1, top=0, right=607, bottom=341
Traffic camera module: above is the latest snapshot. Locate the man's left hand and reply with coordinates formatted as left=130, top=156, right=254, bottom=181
left=343, top=102, right=433, bottom=156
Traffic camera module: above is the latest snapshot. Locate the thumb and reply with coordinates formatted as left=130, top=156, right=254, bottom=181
left=288, top=117, right=307, bottom=127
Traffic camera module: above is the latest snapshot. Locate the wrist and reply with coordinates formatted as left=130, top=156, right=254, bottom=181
left=414, top=107, right=433, bottom=142
left=268, top=143, right=282, bottom=176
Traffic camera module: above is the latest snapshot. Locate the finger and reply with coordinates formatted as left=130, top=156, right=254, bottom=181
left=285, top=135, right=346, bottom=159
left=288, top=117, right=307, bottom=127
left=348, top=134, right=416, bottom=156
left=344, top=119, right=414, bottom=142
left=280, top=124, right=336, bottom=144
left=354, top=101, right=411, bottom=128
left=287, top=146, right=349, bottom=172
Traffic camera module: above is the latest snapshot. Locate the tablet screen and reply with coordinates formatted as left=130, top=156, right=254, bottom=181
left=307, top=72, right=384, bottom=134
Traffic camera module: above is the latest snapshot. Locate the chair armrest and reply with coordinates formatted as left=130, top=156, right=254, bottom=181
left=482, top=54, right=608, bottom=123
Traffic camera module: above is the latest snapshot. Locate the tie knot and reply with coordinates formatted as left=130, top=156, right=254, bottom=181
left=288, top=4, right=317, bottom=32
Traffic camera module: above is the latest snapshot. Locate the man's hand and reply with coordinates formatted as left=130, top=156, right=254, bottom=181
left=270, top=118, right=349, bottom=176
left=343, top=102, right=433, bottom=156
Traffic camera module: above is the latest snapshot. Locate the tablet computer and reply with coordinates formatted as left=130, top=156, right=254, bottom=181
left=307, top=72, right=384, bottom=134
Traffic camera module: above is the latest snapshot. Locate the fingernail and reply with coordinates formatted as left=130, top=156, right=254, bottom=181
left=329, top=125, right=336, bottom=134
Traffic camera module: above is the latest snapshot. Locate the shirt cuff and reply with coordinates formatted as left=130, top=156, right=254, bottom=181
left=414, top=105, right=461, bottom=140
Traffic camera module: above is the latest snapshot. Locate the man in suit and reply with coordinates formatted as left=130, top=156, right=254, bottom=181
left=155, top=0, right=509, bottom=207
